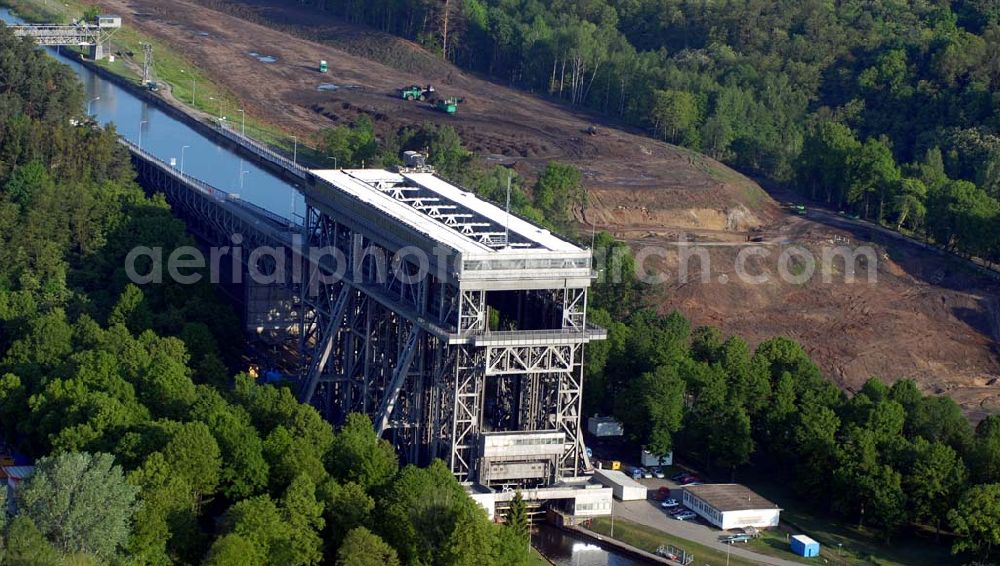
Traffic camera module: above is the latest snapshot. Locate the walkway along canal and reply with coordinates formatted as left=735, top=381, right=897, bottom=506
left=2, top=7, right=305, bottom=222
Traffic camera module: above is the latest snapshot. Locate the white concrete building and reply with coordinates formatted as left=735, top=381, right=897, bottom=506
left=3, top=466, right=34, bottom=515
left=593, top=469, right=647, bottom=501
left=641, top=448, right=672, bottom=467
left=587, top=416, right=623, bottom=437
left=468, top=480, right=612, bottom=521
left=682, top=484, right=781, bottom=530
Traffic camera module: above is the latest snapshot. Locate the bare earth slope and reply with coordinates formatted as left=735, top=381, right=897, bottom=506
left=103, top=0, right=771, bottom=233
left=98, top=0, right=1000, bottom=417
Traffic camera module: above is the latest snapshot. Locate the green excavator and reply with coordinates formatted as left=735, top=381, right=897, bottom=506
left=400, top=84, right=434, bottom=101
left=434, top=96, right=464, bottom=114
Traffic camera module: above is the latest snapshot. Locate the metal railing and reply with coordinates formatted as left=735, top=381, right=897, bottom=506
left=468, top=325, right=607, bottom=345
left=119, top=137, right=299, bottom=230
left=215, top=121, right=308, bottom=180
left=10, top=24, right=101, bottom=45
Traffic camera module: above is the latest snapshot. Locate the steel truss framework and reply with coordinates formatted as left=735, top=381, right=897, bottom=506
left=126, top=140, right=296, bottom=252
left=299, top=201, right=595, bottom=484
left=11, top=22, right=120, bottom=59
left=126, top=142, right=599, bottom=487
left=349, top=171, right=534, bottom=250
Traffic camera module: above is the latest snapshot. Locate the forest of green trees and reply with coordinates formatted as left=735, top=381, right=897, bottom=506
left=303, top=107, right=1000, bottom=560
left=278, top=59, right=1000, bottom=562
left=4, top=4, right=1000, bottom=562
left=0, top=24, right=532, bottom=565
left=297, top=0, right=1000, bottom=261
left=583, top=251, right=1000, bottom=560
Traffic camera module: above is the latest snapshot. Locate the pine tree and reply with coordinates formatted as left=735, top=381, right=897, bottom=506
left=507, top=491, right=529, bottom=542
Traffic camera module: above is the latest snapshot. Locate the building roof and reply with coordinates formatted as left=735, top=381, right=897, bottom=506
left=402, top=172, right=580, bottom=252
left=684, top=483, right=781, bottom=512
left=309, top=168, right=582, bottom=255
left=2, top=466, right=35, bottom=480
left=310, top=168, right=489, bottom=255
left=593, top=469, right=646, bottom=489
left=792, top=534, right=818, bottom=545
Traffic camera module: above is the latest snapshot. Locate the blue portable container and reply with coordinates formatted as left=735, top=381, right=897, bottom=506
left=790, top=535, right=820, bottom=557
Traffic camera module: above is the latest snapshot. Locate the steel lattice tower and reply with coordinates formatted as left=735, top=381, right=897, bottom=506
left=297, top=167, right=605, bottom=486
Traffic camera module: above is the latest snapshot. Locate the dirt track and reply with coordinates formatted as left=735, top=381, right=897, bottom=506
left=99, top=0, right=771, bottom=232
left=645, top=215, right=1000, bottom=421
left=94, top=0, right=1000, bottom=418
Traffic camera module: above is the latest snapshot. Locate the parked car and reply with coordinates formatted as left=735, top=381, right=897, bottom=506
left=670, top=471, right=688, bottom=481
left=660, top=498, right=679, bottom=508
left=653, top=467, right=666, bottom=479
left=684, top=481, right=704, bottom=486
left=668, top=506, right=689, bottom=515
left=631, top=468, right=642, bottom=480
left=679, top=475, right=702, bottom=485
left=674, top=511, right=697, bottom=521
left=722, top=534, right=752, bottom=544
left=641, top=468, right=653, bottom=479
left=655, top=486, right=672, bottom=500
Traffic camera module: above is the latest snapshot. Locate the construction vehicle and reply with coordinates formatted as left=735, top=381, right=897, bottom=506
left=401, top=84, right=434, bottom=101
left=435, top=96, right=463, bottom=114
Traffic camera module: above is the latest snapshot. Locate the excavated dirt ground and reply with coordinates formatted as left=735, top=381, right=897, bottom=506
left=105, top=0, right=772, bottom=232
left=640, top=215, right=1000, bottom=422
left=94, top=0, right=1000, bottom=418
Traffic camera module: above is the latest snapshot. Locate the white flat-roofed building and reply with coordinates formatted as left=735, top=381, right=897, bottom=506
left=587, top=415, right=623, bottom=437
left=469, top=479, right=612, bottom=521
left=682, top=484, right=781, bottom=530
left=307, top=168, right=595, bottom=293
left=593, top=469, right=648, bottom=501
left=96, top=15, right=122, bottom=28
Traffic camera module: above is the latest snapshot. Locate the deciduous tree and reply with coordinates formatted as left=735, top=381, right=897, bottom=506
left=336, top=527, right=400, bottom=566
left=16, top=452, right=138, bottom=560
left=948, top=483, right=1000, bottom=560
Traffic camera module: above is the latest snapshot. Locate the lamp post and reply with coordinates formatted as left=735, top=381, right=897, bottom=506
left=87, top=96, right=100, bottom=115
left=237, top=108, right=245, bottom=136
left=292, top=136, right=297, bottom=165
left=180, top=70, right=195, bottom=105
left=328, top=155, right=338, bottom=169
left=209, top=96, right=223, bottom=122
left=240, top=168, right=250, bottom=190
left=180, top=145, right=190, bottom=175
left=138, top=119, right=148, bottom=150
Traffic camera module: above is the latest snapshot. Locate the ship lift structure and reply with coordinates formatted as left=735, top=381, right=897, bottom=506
left=297, top=163, right=606, bottom=487
left=9, top=14, right=121, bottom=60
left=123, top=129, right=612, bottom=518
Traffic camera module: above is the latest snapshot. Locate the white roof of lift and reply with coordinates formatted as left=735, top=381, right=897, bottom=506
left=309, top=168, right=582, bottom=254
left=401, top=172, right=580, bottom=253
left=311, top=169, right=490, bottom=254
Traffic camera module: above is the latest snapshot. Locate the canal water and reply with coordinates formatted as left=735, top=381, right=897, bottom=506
left=1, top=7, right=304, bottom=220
left=2, top=9, right=642, bottom=564
left=533, top=526, right=642, bottom=565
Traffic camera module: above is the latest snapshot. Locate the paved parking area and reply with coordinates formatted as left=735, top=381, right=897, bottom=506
left=613, top=488, right=802, bottom=566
